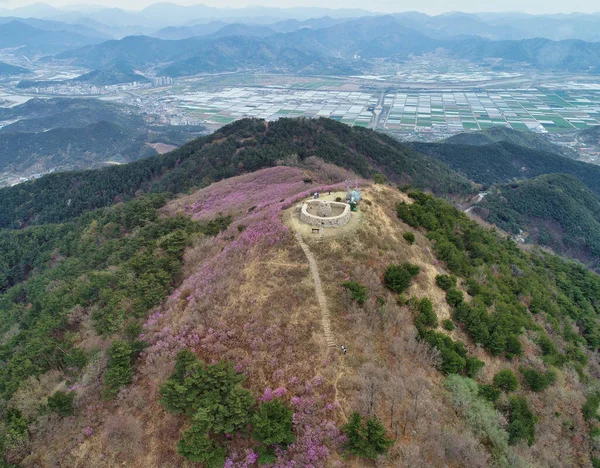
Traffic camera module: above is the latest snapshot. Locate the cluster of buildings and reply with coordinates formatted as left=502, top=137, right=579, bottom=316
left=152, top=76, right=174, bottom=87
left=26, top=82, right=151, bottom=96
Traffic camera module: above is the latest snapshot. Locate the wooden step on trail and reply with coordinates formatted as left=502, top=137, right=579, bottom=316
left=296, top=232, right=337, bottom=348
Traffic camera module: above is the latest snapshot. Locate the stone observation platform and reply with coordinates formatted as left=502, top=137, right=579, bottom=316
left=300, top=200, right=351, bottom=228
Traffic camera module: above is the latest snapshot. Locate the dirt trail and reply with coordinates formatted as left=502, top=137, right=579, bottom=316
left=296, top=232, right=349, bottom=423
left=295, top=232, right=336, bottom=348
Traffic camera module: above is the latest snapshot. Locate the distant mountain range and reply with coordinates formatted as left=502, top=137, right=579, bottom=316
left=55, top=33, right=358, bottom=76
left=150, top=17, right=349, bottom=40
left=45, top=15, right=600, bottom=76
left=0, top=20, right=106, bottom=56
left=3, top=4, right=600, bottom=42
left=3, top=9, right=600, bottom=73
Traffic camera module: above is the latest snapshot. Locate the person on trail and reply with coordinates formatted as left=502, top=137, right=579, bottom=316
left=341, top=345, right=347, bottom=355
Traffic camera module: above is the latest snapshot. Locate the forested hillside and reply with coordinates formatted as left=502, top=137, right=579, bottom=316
left=475, top=174, right=600, bottom=270
left=578, top=125, right=600, bottom=146
left=0, top=121, right=156, bottom=173
left=444, top=126, right=577, bottom=158
left=411, top=140, right=600, bottom=193
left=394, top=187, right=600, bottom=466
left=0, top=98, right=205, bottom=183
left=0, top=117, right=472, bottom=228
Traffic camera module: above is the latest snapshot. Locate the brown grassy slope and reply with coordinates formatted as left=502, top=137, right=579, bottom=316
left=18, top=177, right=592, bottom=467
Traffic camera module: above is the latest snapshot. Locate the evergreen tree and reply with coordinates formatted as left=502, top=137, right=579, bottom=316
left=253, top=398, right=295, bottom=450
left=103, top=340, right=133, bottom=399
left=177, top=421, right=226, bottom=468
left=507, top=396, right=537, bottom=446
left=493, top=369, right=519, bottom=392
left=47, top=391, right=75, bottom=417
left=384, top=263, right=420, bottom=294
left=343, top=412, right=393, bottom=460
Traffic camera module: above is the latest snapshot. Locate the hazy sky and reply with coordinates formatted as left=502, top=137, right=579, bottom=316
left=1, top=0, right=599, bottom=14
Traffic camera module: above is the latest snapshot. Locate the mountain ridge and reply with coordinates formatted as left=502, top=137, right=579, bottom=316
left=0, top=117, right=472, bottom=228
left=49, top=15, right=600, bottom=74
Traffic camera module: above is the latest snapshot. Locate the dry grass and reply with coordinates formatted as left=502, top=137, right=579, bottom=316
left=19, top=181, right=588, bottom=467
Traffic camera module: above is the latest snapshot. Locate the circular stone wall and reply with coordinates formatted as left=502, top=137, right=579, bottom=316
left=300, top=200, right=351, bottom=227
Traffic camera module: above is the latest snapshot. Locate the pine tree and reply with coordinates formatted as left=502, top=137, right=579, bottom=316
left=177, top=421, right=225, bottom=467
left=342, top=412, right=393, bottom=460
left=253, top=398, right=295, bottom=447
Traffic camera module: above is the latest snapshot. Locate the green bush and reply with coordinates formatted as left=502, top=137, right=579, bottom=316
left=201, top=215, right=232, bottom=237
left=446, top=287, right=464, bottom=307
left=1, top=408, right=28, bottom=451
left=591, top=426, right=600, bottom=438
left=583, top=393, right=600, bottom=421
left=520, top=367, right=556, bottom=392
left=466, top=357, right=485, bottom=378
left=414, top=297, right=437, bottom=328
left=342, top=412, right=393, bottom=460
left=342, top=281, right=368, bottom=306
left=124, top=321, right=142, bottom=341
left=402, top=231, right=415, bottom=245
left=507, top=396, right=537, bottom=446
left=420, top=329, right=468, bottom=375
left=103, top=340, right=134, bottom=399
left=445, top=375, right=511, bottom=465
left=384, top=263, right=420, bottom=294
left=47, top=391, right=75, bottom=417
left=493, top=369, right=519, bottom=392
left=478, top=384, right=501, bottom=403
left=373, top=173, right=386, bottom=184
left=177, top=423, right=226, bottom=467
left=442, top=319, right=455, bottom=331
left=435, top=274, right=457, bottom=291
left=504, top=335, right=523, bottom=359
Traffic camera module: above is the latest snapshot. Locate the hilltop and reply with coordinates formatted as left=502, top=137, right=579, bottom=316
left=2, top=156, right=600, bottom=466
left=72, top=62, right=150, bottom=85
left=578, top=125, right=600, bottom=146
left=0, top=98, right=145, bottom=131
left=0, top=120, right=156, bottom=174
